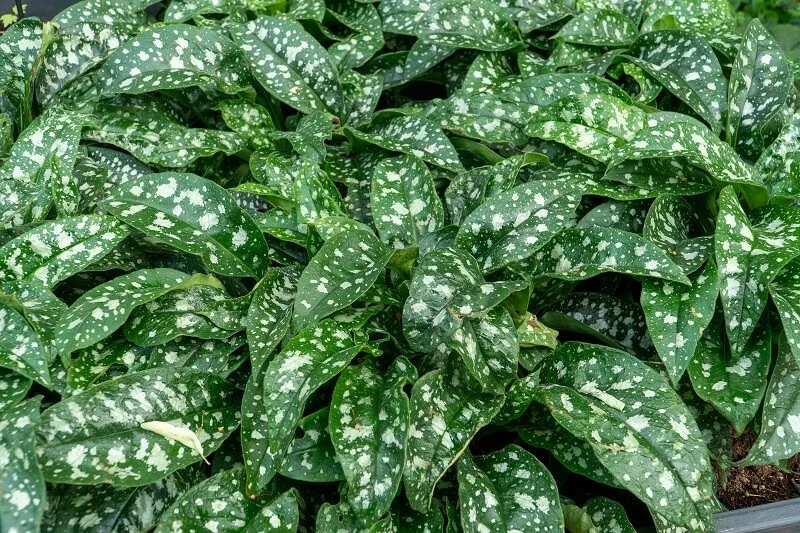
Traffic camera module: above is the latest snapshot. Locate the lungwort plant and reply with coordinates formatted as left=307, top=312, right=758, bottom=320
left=1, top=0, right=799, bottom=531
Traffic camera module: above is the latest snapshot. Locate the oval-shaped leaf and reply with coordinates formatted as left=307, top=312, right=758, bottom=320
left=454, top=180, right=580, bottom=273
left=641, top=259, right=718, bottom=385
left=532, top=227, right=691, bottom=285
left=102, top=172, right=269, bottom=278
left=330, top=357, right=416, bottom=522
left=740, top=336, right=800, bottom=466
left=371, top=154, right=444, bottom=249
left=417, top=0, right=523, bottom=52
left=715, top=187, right=800, bottom=353
left=457, top=445, right=563, bottom=533
left=0, top=215, right=129, bottom=289
left=348, top=115, right=463, bottom=172
left=0, top=399, right=44, bottom=533
left=278, top=407, right=344, bottom=483
left=404, top=368, right=504, bottom=512
left=555, top=9, right=638, bottom=47
left=624, top=31, right=726, bottom=130
left=155, top=467, right=298, bottom=533
left=688, top=314, right=771, bottom=434
left=727, top=19, right=792, bottom=160
left=97, top=24, right=249, bottom=94
left=537, top=343, right=716, bottom=531
left=38, top=368, right=240, bottom=486
left=232, top=15, right=343, bottom=114
left=293, top=229, right=392, bottom=330
left=246, top=265, right=302, bottom=371
left=54, top=268, right=190, bottom=356
left=244, top=320, right=363, bottom=492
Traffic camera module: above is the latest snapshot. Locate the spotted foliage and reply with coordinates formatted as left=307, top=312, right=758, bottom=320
left=2, top=0, right=799, bottom=529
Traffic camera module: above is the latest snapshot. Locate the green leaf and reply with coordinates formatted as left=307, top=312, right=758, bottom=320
left=371, top=154, right=444, bottom=249
left=624, top=31, right=726, bottom=131
left=715, top=187, right=800, bottom=353
left=532, top=227, right=691, bottom=285
left=245, top=319, right=364, bottom=492
left=0, top=399, right=44, bottom=533
left=454, top=180, right=579, bottom=273
left=641, top=259, right=718, bottom=386
left=327, top=0, right=384, bottom=70
left=0, top=215, right=129, bottom=289
left=404, top=368, right=504, bottom=512
left=217, top=99, right=277, bottom=152
left=457, top=445, right=563, bottom=533
left=417, top=0, right=523, bottom=52
left=246, top=265, right=302, bottom=371
left=0, top=111, right=84, bottom=227
left=402, top=246, right=525, bottom=352
left=583, top=497, right=636, bottom=533
left=542, top=292, right=654, bottom=357
left=0, top=367, right=30, bottom=415
left=517, top=0, right=574, bottom=32
left=97, top=24, right=249, bottom=95
left=555, top=9, right=638, bottom=47
left=379, top=0, right=430, bottom=35
left=525, top=94, right=646, bottom=162
left=155, top=468, right=298, bottom=532
left=294, top=229, right=392, bottom=330
left=271, top=111, right=335, bottom=163
left=758, top=112, right=800, bottom=200
left=330, top=357, right=416, bottom=522
left=688, top=313, right=771, bottom=434
left=428, top=91, right=527, bottom=146
left=123, top=285, right=238, bottom=346
left=341, top=70, right=383, bottom=127
left=102, top=172, right=269, bottom=278
left=740, top=335, right=800, bottom=466
left=36, top=22, right=126, bottom=107
left=518, top=312, right=559, bottom=349
left=42, top=469, right=201, bottom=532
left=727, top=19, right=792, bottom=160
left=348, top=115, right=463, bottom=172
left=38, top=368, right=240, bottom=486
left=84, top=104, right=244, bottom=167
left=54, top=268, right=190, bottom=356
left=641, top=0, right=734, bottom=33
left=516, top=402, right=621, bottom=488
left=232, top=16, right=343, bottom=114
left=278, top=407, right=344, bottom=482
left=537, top=343, right=716, bottom=531
left=143, top=336, right=246, bottom=376
left=449, top=306, right=519, bottom=392
left=444, top=156, right=522, bottom=227
left=608, top=121, right=764, bottom=200
left=502, top=72, right=632, bottom=119
left=0, top=300, right=49, bottom=385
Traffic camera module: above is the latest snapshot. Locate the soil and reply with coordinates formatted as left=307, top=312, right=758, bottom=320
left=717, top=429, right=800, bottom=510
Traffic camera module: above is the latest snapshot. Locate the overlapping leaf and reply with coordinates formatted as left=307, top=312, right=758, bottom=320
left=38, top=368, right=240, bottom=486
left=102, top=172, right=269, bottom=278
left=330, top=358, right=415, bottom=522
left=232, top=16, right=343, bottom=114
left=457, top=445, right=563, bottom=533
left=537, top=343, right=716, bottom=531
left=727, top=19, right=792, bottom=160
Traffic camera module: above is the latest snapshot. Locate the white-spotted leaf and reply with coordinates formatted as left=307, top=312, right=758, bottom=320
left=330, top=357, right=416, bottom=522
left=102, top=172, right=269, bottom=278
left=457, top=445, right=563, bottom=533
left=38, top=368, right=240, bottom=486
left=371, top=154, right=444, bottom=249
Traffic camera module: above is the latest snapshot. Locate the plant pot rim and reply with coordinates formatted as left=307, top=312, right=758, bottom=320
left=713, top=497, right=800, bottom=533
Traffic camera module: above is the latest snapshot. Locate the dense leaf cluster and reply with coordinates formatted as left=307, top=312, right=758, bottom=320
left=0, top=0, right=799, bottom=531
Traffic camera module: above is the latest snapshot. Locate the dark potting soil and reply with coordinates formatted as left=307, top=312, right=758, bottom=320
left=717, top=429, right=800, bottom=510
